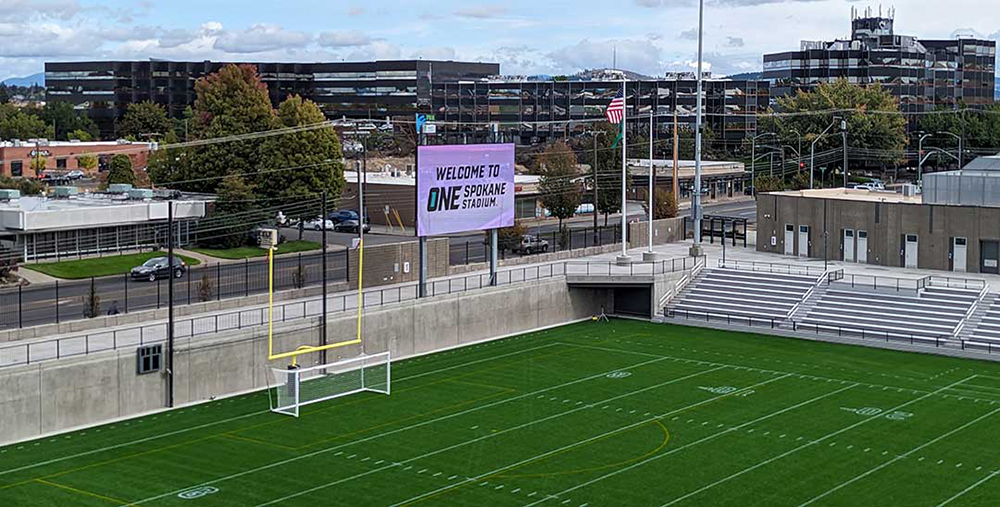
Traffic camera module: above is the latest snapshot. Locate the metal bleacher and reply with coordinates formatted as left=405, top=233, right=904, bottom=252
left=967, top=295, right=1000, bottom=346
left=797, top=283, right=982, bottom=343
left=667, top=261, right=823, bottom=323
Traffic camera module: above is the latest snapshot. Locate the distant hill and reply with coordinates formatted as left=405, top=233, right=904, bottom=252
left=724, top=72, right=763, bottom=80
left=2, top=72, right=44, bottom=87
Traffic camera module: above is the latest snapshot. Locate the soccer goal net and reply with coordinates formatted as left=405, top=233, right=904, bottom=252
left=268, top=351, right=390, bottom=417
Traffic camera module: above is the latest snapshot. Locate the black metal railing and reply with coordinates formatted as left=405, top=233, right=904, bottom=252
left=449, top=224, right=622, bottom=266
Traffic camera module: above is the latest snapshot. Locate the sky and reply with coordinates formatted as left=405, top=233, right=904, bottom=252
left=2, top=0, right=1000, bottom=81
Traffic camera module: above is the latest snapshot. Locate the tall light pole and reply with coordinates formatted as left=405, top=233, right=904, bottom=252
left=841, top=119, right=848, bottom=188
left=689, top=0, right=705, bottom=258
left=936, top=131, right=963, bottom=169
left=750, top=132, right=777, bottom=196
left=810, top=117, right=841, bottom=189
left=917, top=132, right=932, bottom=184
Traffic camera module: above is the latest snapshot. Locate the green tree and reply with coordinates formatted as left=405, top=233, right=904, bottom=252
left=67, top=129, right=92, bottom=141
left=581, top=122, right=630, bottom=226
left=761, top=79, right=906, bottom=166
left=0, top=110, right=52, bottom=140
left=107, top=154, right=135, bottom=186
left=538, top=141, right=582, bottom=232
left=29, top=156, right=46, bottom=174
left=754, top=175, right=785, bottom=193
left=183, top=64, right=278, bottom=193
left=493, top=221, right=528, bottom=253
left=650, top=188, right=678, bottom=220
left=0, top=175, right=44, bottom=195
left=259, top=95, right=346, bottom=220
left=119, top=100, right=171, bottom=140
left=40, top=101, right=99, bottom=141
left=199, top=176, right=259, bottom=249
left=918, top=104, right=1000, bottom=168
left=77, top=154, right=98, bottom=173
left=0, top=84, right=9, bottom=104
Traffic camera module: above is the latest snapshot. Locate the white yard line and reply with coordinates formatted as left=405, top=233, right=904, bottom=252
left=125, top=353, right=681, bottom=506
left=523, top=382, right=858, bottom=507
left=383, top=374, right=793, bottom=507
left=0, top=341, right=559, bottom=477
left=798, top=406, right=1000, bottom=506
left=658, top=375, right=977, bottom=506
left=937, top=470, right=1000, bottom=506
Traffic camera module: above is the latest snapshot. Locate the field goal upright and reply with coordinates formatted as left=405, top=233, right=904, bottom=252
left=268, top=351, right=391, bottom=418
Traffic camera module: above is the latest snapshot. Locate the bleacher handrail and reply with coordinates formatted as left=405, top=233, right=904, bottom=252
left=659, top=256, right=705, bottom=311
left=716, top=259, right=826, bottom=277
left=929, top=276, right=988, bottom=291
left=788, top=269, right=834, bottom=320
left=952, top=284, right=992, bottom=338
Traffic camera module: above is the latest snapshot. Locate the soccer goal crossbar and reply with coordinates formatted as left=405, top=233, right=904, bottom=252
left=268, top=351, right=391, bottom=418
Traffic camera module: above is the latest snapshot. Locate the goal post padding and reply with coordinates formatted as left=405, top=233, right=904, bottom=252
left=269, top=351, right=390, bottom=417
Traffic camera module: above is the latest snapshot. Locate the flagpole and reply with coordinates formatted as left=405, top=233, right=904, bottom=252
left=644, top=111, right=656, bottom=261
left=617, top=78, right=630, bottom=265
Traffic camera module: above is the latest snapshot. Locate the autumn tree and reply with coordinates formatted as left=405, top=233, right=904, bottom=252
left=538, top=141, right=582, bottom=233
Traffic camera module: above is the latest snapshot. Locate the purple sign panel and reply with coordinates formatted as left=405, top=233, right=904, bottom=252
left=417, top=144, right=515, bottom=236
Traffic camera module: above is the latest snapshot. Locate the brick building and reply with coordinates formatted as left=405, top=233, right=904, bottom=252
left=0, top=140, right=153, bottom=178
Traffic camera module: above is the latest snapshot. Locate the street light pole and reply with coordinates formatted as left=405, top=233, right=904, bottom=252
left=841, top=119, right=848, bottom=188
left=789, top=129, right=802, bottom=174
left=918, top=132, right=932, bottom=184
left=586, top=129, right=605, bottom=243
left=936, top=131, right=963, bottom=169
left=751, top=132, right=777, bottom=196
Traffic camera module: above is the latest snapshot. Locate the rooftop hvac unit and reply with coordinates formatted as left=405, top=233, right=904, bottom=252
left=127, top=189, right=154, bottom=200
left=54, top=186, right=78, bottom=199
left=902, top=184, right=918, bottom=197
left=0, top=189, right=20, bottom=201
left=108, top=184, right=134, bottom=194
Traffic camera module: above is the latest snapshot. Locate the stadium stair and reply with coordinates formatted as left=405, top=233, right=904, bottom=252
left=963, top=294, right=1000, bottom=347
left=795, top=284, right=980, bottom=343
left=666, top=267, right=819, bottom=323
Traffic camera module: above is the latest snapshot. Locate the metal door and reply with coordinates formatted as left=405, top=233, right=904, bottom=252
left=857, top=230, right=868, bottom=264
left=844, top=229, right=855, bottom=262
left=904, top=234, right=918, bottom=268
left=798, top=225, right=810, bottom=258
left=784, top=224, right=794, bottom=255
left=953, top=237, right=967, bottom=272
left=982, top=240, right=999, bottom=274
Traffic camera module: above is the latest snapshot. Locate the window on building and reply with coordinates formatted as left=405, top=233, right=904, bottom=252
left=136, top=345, right=162, bottom=375
left=10, top=161, right=22, bottom=177
left=56, top=158, right=67, bottom=169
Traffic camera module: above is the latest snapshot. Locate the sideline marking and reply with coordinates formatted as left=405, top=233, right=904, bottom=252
left=937, top=470, right=1000, bottom=506
left=525, top=383, right=858, bottom=506
left=659, top=376, right=976, bottom=506
left=799, top=406, right=1000, bottom=506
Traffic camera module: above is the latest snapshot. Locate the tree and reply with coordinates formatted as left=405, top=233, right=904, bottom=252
left=754, top=175, right=785, bottom=194
left=538, top=141, right=583, bottom=232
left=40, top=101, right=99, bottom=141
left=581, top=121, right=630, bottom=226
left=0, top=84, right=9, bottom=104
left=119, top=100, right=171, bottom=140
left=259, top=95, right=346, bottom=220
left=183, top=64, right=278, bottom=193
left=0, top=110, right=51, bottom=140
left=77, top=154, right=98, bottom=173
left=918, top=104, right=1000, bottom=168
left=761, top=79, right=906, bottom=166
left=107, top=154, right=135, bottom=186
left=199, top=175, right=258, bottom=249
left=29, top=156, right=46, bottom=174
left=82, top=278, right=100, bottom=318
left=67, top=129, right=92, bottom=141
left=650, top=188, right=678, bottom=220
left=0, top=175, right=44, bottom=195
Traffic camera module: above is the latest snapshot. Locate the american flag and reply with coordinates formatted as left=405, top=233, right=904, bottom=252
left=605, top=89, right=625, bottom=124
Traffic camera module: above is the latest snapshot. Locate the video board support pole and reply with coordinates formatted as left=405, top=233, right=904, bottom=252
left=490, top=229, right=498, bottom=286
left=417, top=127, right=427, bottom=298
left=166, top=200, right=174, bottom=408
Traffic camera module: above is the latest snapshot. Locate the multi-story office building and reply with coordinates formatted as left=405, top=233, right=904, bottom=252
left=44, top=60, right=499, bottom=138
left=763, top=10, right=995, bottom=119
left=429, top=74, right=770, bottom=145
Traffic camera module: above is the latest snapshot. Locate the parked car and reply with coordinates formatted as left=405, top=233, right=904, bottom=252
left=513, top=235, right=549, bottom=255
left=329, top=210, right=361, bottom=224
left=305, top=217, right=335, bottom=230
left=334, top=219, right=371, bottom=233
left=130, top=257, right=186, bottom=282
left=66, top=170, right=85, bottom=180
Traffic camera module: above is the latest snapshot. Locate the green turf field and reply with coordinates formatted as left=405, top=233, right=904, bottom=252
left=3, top=320, right=1000, bottom=506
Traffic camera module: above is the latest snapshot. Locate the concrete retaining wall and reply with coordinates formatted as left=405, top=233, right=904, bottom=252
left=628, top=217, right=686, bottom=249
left=0, top=277, right=604, bottom=445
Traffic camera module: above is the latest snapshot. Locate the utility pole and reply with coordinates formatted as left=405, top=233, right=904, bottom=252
left=166, top=201, right=175, bottom=408
left=590, top=130, right=603, bottom=243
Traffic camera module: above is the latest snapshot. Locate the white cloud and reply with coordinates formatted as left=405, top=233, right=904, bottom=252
left=0, top=0, right=80, bottom=21
left=213, top=24, right=311, bottom=54
left=678, top=28, right=699, bottom=40
left=317, top=30, right=372, bottom=48
left=454, top=4, right=507, bottom=19
left=726, top=36, right=745, bottom=47
left=548, top=38, right=663, bottom=76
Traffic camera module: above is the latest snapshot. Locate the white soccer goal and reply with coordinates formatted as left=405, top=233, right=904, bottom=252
left=268, top=351, right=391, bottom=417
